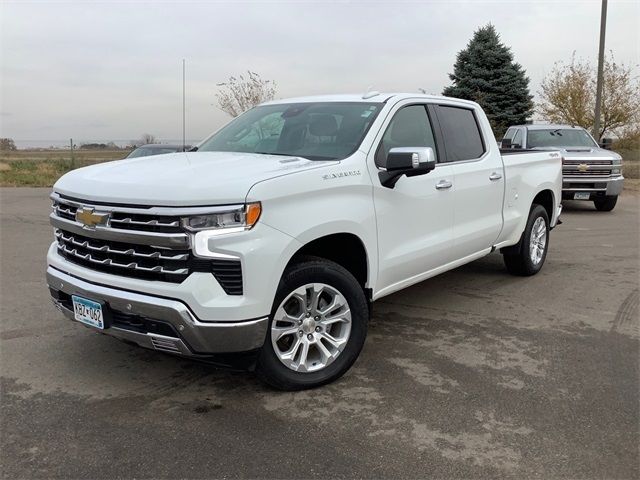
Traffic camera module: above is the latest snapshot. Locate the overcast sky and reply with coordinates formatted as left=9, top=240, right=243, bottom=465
left=1, top=0, right=638, bottom=147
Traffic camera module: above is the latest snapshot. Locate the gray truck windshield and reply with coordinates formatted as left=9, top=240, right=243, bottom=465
left=198, top=102, right=382, bottom=160
left=527, top=129, right=598, bottom=148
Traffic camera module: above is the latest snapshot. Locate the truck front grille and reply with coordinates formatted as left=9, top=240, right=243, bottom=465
left=56, top=229, right=192, bottom=282
left=562, top=159, right=614, bottom=178
left=51, top=194, right=243, bottom=294
left=53, top=199, right=183, bottom=233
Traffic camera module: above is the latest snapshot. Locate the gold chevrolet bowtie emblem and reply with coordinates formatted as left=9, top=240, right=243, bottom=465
left=75, top=207, right=109, bottom=228
left=578, top=163, right=589, bottom=172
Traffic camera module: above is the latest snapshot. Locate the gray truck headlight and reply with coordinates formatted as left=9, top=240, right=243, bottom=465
left=181, top=203, right=261, bottom=232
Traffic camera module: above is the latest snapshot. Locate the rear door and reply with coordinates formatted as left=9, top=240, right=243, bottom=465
left=432, top=104, right=504, bottom=260
left=369, top=101, right=455, bottom=295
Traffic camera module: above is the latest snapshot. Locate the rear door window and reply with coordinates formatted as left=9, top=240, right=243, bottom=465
left=435, top=106, right=485, bottom=162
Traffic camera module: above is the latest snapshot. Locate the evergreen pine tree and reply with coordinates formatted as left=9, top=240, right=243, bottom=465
left=443, top=24, right=534, bottom=136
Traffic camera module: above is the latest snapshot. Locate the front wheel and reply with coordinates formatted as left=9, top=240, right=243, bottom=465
left=594, top=195, right=618, bottom=212
left=503, top=204, right=550, bottom=276
left=256, top=257, right=368, bottom=390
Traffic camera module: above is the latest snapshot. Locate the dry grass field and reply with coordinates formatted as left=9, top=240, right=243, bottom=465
left=0, top=149, right=130, bottom=187
left=0, top=147, right=638, bottom=188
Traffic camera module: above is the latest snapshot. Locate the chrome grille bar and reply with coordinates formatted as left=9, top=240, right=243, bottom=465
left=55, top=230, right=189, bottom=261
left=57, top=243, right=188, bottom=275
left=109, top=217, right=180, bottom=228
left=50, top=214, right=190, bottom=249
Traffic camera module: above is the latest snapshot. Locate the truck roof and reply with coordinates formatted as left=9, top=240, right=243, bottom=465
left=262, top=93, right=478, bottom=107
left=512, top=124, right=587, bottom=131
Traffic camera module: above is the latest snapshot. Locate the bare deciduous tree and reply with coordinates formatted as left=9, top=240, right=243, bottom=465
left=538, top=53, right=640, bottom=140
left=215, top=71, right=277, bottom=117
left=130, top=133, right=158, bottom=147
left=0, top=138, right=17, bottom=151
left=140, top=133, right=158, bottom=145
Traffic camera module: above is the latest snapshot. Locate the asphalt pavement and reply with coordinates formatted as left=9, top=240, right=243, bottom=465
left=1, top=187, right=638, bottom=479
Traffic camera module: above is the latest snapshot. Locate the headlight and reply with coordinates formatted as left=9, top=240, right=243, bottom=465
left=612, top=167, right=621, bottom=175
left=181, top=202, right=261, bottom=232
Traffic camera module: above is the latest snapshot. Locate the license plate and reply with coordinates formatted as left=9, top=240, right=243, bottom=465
left=574, top=192, right=591, bottom=200
left=72, top=295, right=105, bottom=330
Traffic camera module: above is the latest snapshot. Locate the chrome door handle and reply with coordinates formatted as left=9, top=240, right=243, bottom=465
left=489, top=172, right=503, bottom=181
left=436, top=180, right=453, bottom=190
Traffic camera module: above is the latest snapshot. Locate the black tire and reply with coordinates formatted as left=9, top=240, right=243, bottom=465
left=503, top=204, right=550, bottom=276
left=256, top=256, right=368, bottom=391
left=594, top=195, right=618, bottom=212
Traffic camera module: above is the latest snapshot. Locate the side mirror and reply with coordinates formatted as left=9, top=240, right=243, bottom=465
left=600, top=138, right=613, bottom=150
left=501, top=138, right=512, bottom=149
left=379, top=147, right=436, bottom=188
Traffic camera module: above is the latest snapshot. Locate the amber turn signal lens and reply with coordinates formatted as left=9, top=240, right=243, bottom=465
left=246, top=202, right=262, bottom=227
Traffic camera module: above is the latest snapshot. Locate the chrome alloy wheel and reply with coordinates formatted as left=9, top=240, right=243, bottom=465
left=529, top=216, right=547, bottom=265
left=271, top=283, right=352, bottom=373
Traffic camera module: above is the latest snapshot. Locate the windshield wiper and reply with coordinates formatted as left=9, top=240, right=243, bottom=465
left=254, top=152, right=294, bottom=157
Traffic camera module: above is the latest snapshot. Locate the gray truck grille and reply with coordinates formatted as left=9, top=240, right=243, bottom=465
left=562, top=159, right=613, bottom=178
left=51, top=194, right=243, bottom=293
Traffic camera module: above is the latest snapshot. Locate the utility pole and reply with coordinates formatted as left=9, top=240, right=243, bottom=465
left=593, top=0, right=607, bottom=141
left=182, top=59, right=186, bottom=152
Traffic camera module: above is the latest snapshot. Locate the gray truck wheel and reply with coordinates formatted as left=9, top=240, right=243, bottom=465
left=503, top=204, right=550, bottom=276
left=256, top=256, right=368, bottom=390
left=594, top=195, right=618, bottom=212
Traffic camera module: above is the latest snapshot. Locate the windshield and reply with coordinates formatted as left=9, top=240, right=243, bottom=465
left=527, top=129, right=598, bottom=148
left=198, top=102, right=383, bottom=160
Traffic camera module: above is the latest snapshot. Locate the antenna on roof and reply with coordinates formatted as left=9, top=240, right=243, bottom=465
left=418, top=88, right=427, bottom=94
left=362, top=88, right=380, bottom=100
left=182, top=59, right=186, bottom=152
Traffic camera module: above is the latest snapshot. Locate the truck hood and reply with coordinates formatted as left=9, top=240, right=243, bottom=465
left=532, top=146, right=622, bottom=161
left=54, top=151, right=336, bottom=206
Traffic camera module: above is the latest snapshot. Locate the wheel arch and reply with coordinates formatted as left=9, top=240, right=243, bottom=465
left=532, top=189, right=555, bottom=223
left=501, top=189, right=555, bottom=255
left=285, top=232, right=371, bottom=297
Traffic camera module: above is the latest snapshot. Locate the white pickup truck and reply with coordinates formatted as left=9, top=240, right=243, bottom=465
left=47, top=93, right=562, bottom=390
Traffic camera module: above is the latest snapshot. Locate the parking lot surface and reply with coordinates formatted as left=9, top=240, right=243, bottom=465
left=1, top=187, right=638, bottom=479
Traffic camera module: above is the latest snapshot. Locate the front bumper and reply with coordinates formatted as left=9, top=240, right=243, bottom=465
left=562, top=175, right=624, bottom=198
left=47, top=267, right=269, bottom=357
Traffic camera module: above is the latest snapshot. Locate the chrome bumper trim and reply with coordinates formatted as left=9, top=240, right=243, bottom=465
left=562, top=175, right=624, bottom=195
left=47, top=267, right=268, bottom=355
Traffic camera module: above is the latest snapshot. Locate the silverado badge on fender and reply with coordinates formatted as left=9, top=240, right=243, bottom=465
left=75, top=207, right=110, bottom=228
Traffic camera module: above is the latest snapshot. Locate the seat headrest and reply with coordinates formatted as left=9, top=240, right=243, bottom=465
left=309, top=114, right=339, bottom=137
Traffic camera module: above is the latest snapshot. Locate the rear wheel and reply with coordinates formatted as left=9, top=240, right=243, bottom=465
left=594, top=195, right=618, bottom=212
left=256, top=257, right=368, bottom=390
left=503, top=204, right=549, bottom=276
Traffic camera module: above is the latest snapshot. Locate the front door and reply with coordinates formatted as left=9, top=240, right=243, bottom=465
left=369, top=102, right=455, bottom=296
